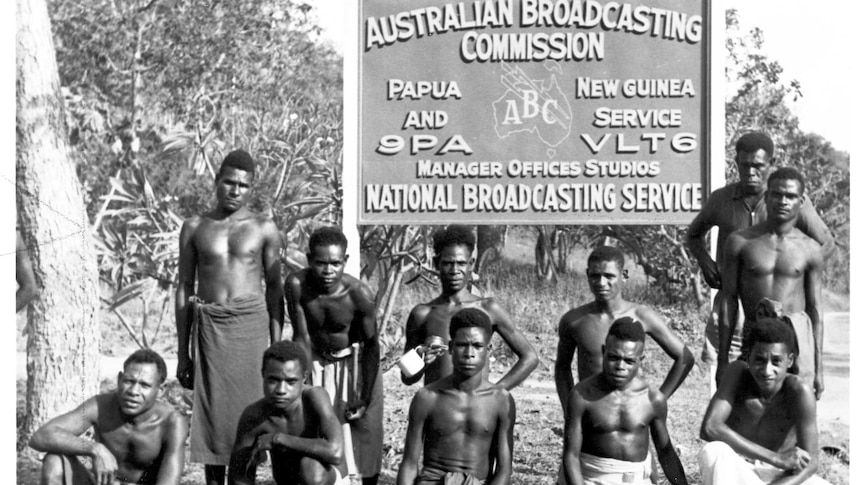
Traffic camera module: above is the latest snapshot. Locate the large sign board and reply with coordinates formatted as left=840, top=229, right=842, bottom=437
left=359, top=0, right=710, bottom=224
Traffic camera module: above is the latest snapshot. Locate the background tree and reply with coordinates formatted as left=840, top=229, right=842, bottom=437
left=17, top=0, right=100, bottom=448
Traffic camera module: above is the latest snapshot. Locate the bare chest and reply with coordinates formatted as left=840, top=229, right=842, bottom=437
left=584, top=393, right=653, bottom=434
left=741, top=239, right=808, bottom=279
left=303, top=295, right=357, bottom=334
left=195, top=221, right=264, bottom=265
left=428, top=392, right=498, bottom=439
left=98, top=423, right=164, bottom=468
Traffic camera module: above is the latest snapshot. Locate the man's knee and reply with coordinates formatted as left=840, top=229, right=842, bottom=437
left=698, top=441, right=735, bottom=468
left=41, top=454, right=90, bottom=485
left=299, top=457, right=333, bottom=485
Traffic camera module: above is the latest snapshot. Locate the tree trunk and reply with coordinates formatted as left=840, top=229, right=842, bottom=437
left=476, top=225, right=507, bottom=275
left=17, top=0, right=100, bottom=444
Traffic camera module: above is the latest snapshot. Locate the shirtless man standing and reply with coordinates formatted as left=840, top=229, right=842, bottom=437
left=719, top=168, right=824, bottom=398
left=285, top=226, right=382, bottom=485
left=30, top=349, right=188, bottom=485
left=397, top=308, right=515, bottom=485
left=228, top=340, right=346, bottom=485
left=563, top=318, right=687, bottom=485
left=176, top=149, right=284, bottom=485
left=686, top=132, right=833, bottom=393
left=555, top=246, right=694, bottom=407
left=699, top=318, right=829, bottom=485
left=401, top=225, right=537, bottom=390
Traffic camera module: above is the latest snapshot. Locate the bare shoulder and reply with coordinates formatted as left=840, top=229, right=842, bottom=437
left=780, top=374, right=815, bottom=404
left=560, top=303, right=595, bottom=330
left=631, top=304, right=665, bottom=327
left=257, top=216, right=281, bottom=237
left=345, top=273, right=375, bottom=302
left=646, top=382, right=668, bottom=407
left=304, top=387, right=334, bottom=413
left=479, top=297, right=512, bottom=325
left=155, top=402, right=188, bottom=432
left=180, top=215, right=204, bottom=236
left=408, top=302, right=434, bottom=320
left=285, top=269, right=310, bottom=291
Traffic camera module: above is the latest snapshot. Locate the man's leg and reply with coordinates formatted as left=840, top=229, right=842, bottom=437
left=298, top=457, right=338, bottom=485
left=698, top=441, right=763, bottom=485
left=41, top=454, right=93, bottom=485
left=205, top=464, right=226, bottom=485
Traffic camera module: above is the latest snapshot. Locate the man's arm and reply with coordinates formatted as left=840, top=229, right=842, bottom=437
left=396, top=390, right=430, bottom=485
left=401, top=305, right=430, bottom=385
left=770, top=380, right=820, bottom=485
left=486, top=299, right=538, bottom=390
left=805, top=247, right=825, bottom=400
left=28, top=397, right=118, bottom=484
left=285, top=273, right=311, bottom=356
left=348, top=282, right=380, bottom=420
left=562, top=388, right=587, bottom=485
left=154, top=411, right=189, bottom=485
left=685, top=200, right=721, bottom=289
left=488, top=392, right=515, bottom=485
left=262, top=220, right=284, bottom=343
left=648, top=389, right=688, bottom=485
left=638, top=306, right=694, bottom=398
left=797, top=197, right=835, bottom=261
left=700, top=362, right=800, bottom=469
left=258, top=388, right=345, bottom=466
left=554, top=314, right=578, bottom=418
left=717, top=234, right=744, bottom=387
left=175, top=219, right=198, bottom=388
left=16, top=230, right=38, bottom=312
left=228, top=408, right=263, bottom=485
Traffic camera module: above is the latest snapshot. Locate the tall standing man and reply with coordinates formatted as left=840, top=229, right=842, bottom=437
left=686, top=132, right=833, bottom=391
left=285, top=226, right=383, bottom=485
left=176, top=149, right=284, bottom=485
left=719, top=168, right=824, bottom=398
left=401, top=225, right=538, bottom=390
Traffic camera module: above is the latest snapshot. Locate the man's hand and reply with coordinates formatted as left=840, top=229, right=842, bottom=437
left=91, top=442, right=119, bottom=485
left=814, top=374, right=824, bottom=400
left=176, top=358, right=194, bottom=390
left=773, top=447, right=810, bottom=472
left=246, top=432, right=277, bottom=475
left=419, top=345, right=446, bottom=366
left=345, top=400, right=368, bottom=422
left=701, top=260, right=722, bottom=289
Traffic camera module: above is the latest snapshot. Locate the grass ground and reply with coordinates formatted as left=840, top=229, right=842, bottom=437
left=16, top=228, right=849, bottom=484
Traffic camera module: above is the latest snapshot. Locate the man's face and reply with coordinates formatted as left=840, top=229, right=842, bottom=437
left=766, top=178, right=803, bottom=223
left=116, top=363, right=163, bottom=417
left=736, top=149, right=771, bottom=194
left=435, top=244, right=473, bottom=294
left=601, top=336, right=644, bottom=388
left=587, top=260, right=623, bottom=303
left=449, top=326, right=489, bottom=378
left=215, top=167, right=254, bottom=212
left=307, top=244, right=347, bottom=292
left=262, top=358, right=305, bottom=410
left=747, top=342, right=793, bottom=395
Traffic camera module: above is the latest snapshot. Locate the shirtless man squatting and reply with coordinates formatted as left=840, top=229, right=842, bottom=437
left=29, top=349, right=188, bottom=485
left=228, top=340, right=347, bottom=485
left=700, top=318, right=830, bottom=485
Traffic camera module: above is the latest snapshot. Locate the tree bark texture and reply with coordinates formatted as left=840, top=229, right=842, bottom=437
left=17, top=0, right=100, bottom=441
